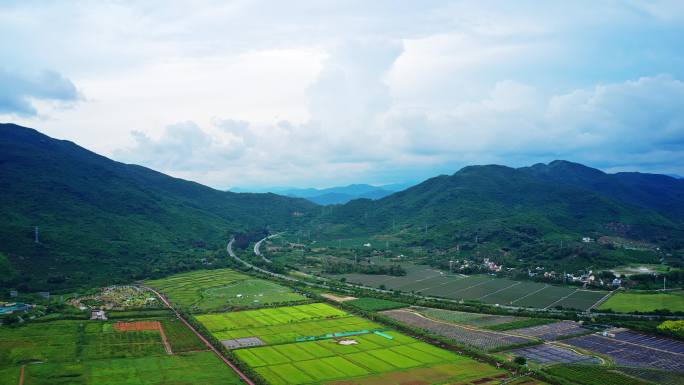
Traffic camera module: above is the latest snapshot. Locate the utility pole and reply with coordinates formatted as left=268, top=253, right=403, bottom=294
left=664, top=276, right=667, bottom=290
left=34, top=226, right=39, bottom=243
left=424, top=223, right=427, bottom=234
left=449, top=260, right=454, bottom=274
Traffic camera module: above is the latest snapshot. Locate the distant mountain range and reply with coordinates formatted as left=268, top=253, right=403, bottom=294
left=231, top=183, right=413, bottom=205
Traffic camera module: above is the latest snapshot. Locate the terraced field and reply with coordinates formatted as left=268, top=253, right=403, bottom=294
left=0, top=311, right=241, bottom=385
left=336, top=270, right=606, bottom=310
left=146, top=268, right=307, bottom=312
left=197, top=303, right=508, bottom=384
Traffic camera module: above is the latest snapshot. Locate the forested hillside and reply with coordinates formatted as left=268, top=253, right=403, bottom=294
left=0, top=124, right=315, bottom=290
left=311, top=164, right=684, bottom=270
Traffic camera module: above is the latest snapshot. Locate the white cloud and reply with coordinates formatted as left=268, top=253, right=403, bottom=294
left=2, top=1, right=684, bottom=187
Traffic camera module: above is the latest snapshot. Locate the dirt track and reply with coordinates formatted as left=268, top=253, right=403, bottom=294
left=143, top=286, right=255, bottom=385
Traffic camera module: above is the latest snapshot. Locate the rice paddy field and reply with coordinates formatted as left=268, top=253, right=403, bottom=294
left=344, top=297, right=407, bottom=311
left=597, top=290, right=684, bottom=313
left=197, top=303, right=509, bottom=385
left=145, top=268, right=307, bottom=312
left=0, top=310, right=242, bottom=385
left=335, top=268, right=607, bottom=311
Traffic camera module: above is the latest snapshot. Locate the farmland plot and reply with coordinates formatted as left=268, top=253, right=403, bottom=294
left=337, top=270, right=606, bottom=310
left=0, top=314, right=241, bottom=385
left=565, top=333, right=684, bottom=373
left=512, top=321, right=589, bottom=341
left=381, top=309, right=533, bottom=351
left=146, top=268, right=307, bottom=312
left=236, top=330, right=504, bottom=384
left=412, top=306, right=525, bottom=327
left=506, top=344, right=600, bottom=365
left=200, top=302, right=509, bottom=384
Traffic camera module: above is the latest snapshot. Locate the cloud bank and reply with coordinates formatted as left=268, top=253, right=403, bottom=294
left=2, top=1, right=683, bottom=187
left=0, top=69, right=79, bottom=116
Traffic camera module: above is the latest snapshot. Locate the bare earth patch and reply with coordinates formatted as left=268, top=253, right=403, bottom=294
left=321, top=293, right=357, bottom=302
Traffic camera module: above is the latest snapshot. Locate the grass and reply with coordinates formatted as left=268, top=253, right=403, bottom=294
left=196, top=303, right=372, bottom=345
left=485, top=318, right=557, bottom=331
left=345, top=297, right=407, bottom=311
left=204, top=302, right=508, bottom=384
left=160, top=318, right=206, bottom=352
left=145, top=268, right=308, bottom=312
left=21, top=351, right=240, bottom=385
left=598, top=290, right=684, bottom=313
left=0, top=314, right=242, bottom=385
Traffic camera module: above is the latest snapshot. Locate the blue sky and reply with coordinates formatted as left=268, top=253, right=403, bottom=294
left=1, top=1, right=683, bottom=188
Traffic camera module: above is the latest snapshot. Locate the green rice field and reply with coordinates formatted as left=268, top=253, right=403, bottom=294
left=598, top=290, right=684, bottom=313
left=0, top=311, right=242, bottom=385
left=198, top=303, right=507, bottom=384
left=345, top=297, right=407, bottom=311
left=146, top=268, right=307, bottom=312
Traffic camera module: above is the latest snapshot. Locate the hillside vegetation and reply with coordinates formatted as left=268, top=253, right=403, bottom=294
left=309, top=164, right=684, bottom=271
left=0, top=123, right=314, bottom=290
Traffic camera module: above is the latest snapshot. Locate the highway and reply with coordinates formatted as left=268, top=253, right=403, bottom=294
left=227, top=236, right=684, bottom=321
left=253, top=233, right=283, bottom=263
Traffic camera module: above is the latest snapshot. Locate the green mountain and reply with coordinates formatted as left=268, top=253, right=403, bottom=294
left=0, top=123, right=315, bottom=290
left=521, top=160, right=684, bottom=222
left=312, top=164, right=684, bottom=270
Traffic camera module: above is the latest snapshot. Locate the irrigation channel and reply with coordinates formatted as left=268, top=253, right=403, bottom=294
left=236, top=235, right=684, bottom=321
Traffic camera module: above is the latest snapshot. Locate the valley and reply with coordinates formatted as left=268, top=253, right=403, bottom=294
left=1, top=124, right=684, bottom=385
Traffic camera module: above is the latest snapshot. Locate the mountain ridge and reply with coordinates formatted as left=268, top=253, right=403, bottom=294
left=0, top=123, right=315, bottom=290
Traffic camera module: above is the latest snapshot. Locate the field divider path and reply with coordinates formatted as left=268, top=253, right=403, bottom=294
left=143, top=285, right=256, bottom=385
left=477, top=282, right=522, bottom=301
left=509, top=285, right=549, bottom=305
left=543, top=289, right=579, bottom=310
left=18, top=365, right=25, bottom=385
left=414, top=274, right=460, bottom=292
left=452, top=278, right=493, bottom=295
left=158, top=323, right=173, bottom=355
left=588, top=288, right=619, bottom=311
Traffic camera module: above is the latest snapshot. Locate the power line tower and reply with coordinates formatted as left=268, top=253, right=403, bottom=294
left=34, top=226, right=39, bottom=243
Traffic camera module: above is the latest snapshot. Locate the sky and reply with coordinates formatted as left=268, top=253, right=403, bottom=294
left=1, top=1, right=684, bottom=189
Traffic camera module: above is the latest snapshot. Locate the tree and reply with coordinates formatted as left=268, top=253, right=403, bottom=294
left=513, top=356, right=527, bottom=366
